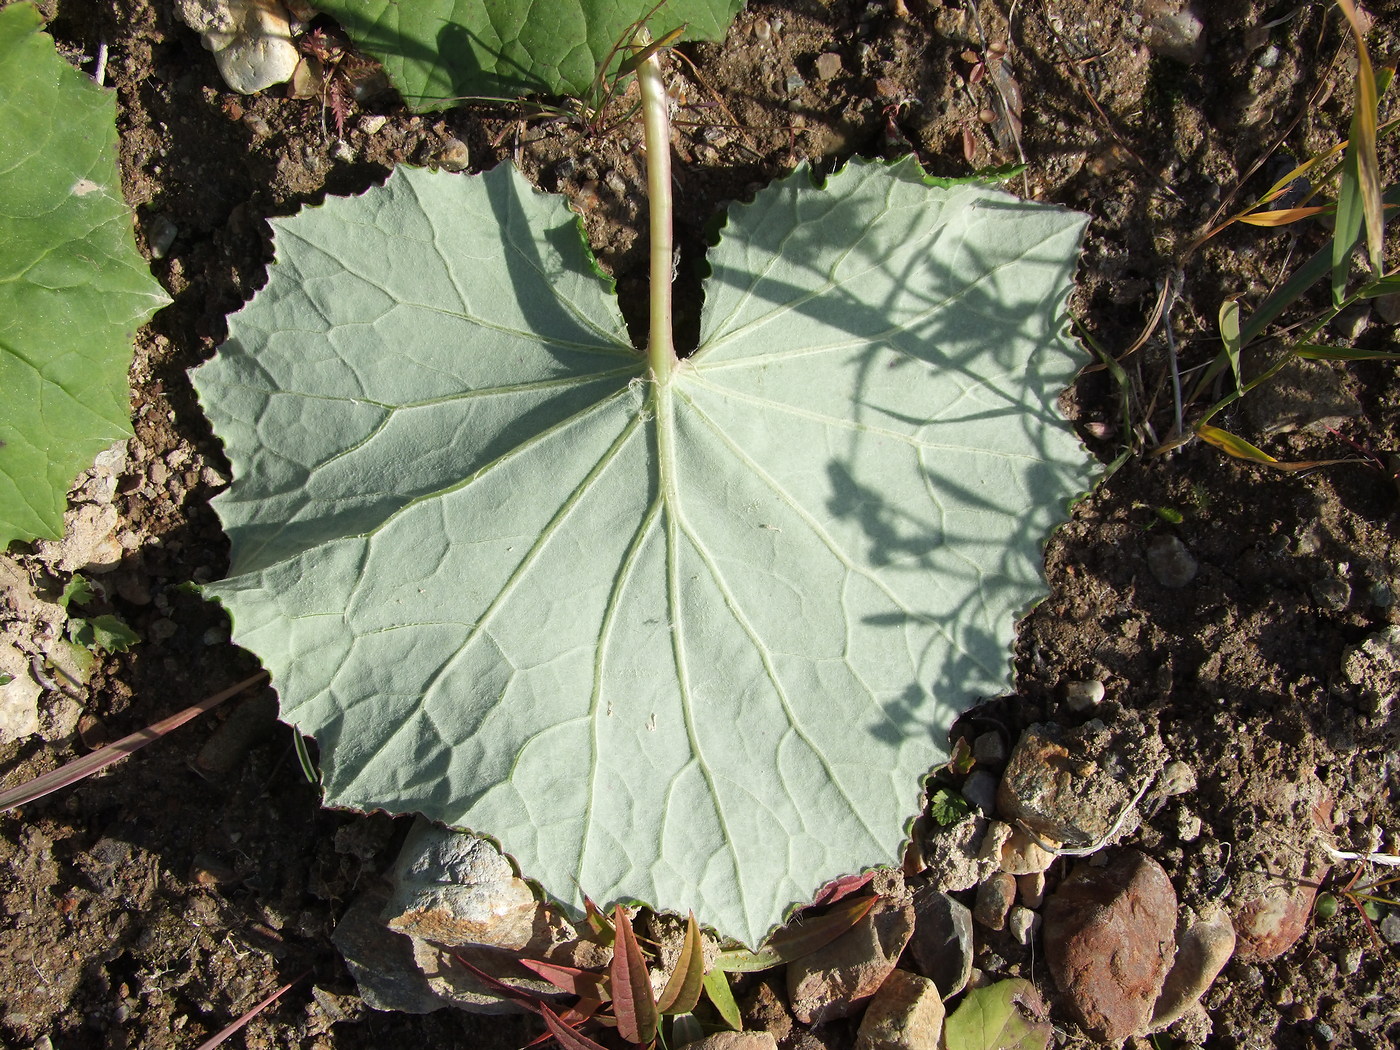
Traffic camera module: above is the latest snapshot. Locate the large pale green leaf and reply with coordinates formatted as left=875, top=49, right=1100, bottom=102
left=314, top=0, right=746, bottom=106
left=194, top=157, right=1091, bottom=946
left=0, top=2, right=169, bottom=548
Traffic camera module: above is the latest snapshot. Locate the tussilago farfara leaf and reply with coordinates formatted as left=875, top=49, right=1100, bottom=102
left=194, top=158, right=1091, bottom=947
left=314, top=0, right=745, bottom=107
left=0, top=2, right=169, bottom=548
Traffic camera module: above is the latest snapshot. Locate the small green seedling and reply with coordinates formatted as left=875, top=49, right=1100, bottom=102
left=1158, top=0, right=1397, bottom=466
left=1315, top=865, right=1400, bottom=951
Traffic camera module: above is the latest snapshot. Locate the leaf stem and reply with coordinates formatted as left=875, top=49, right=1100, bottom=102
left=636, top=32, right=676, bottom=383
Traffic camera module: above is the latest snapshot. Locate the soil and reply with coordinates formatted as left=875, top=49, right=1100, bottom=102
left=0, top=1, right=1397, bottom=1048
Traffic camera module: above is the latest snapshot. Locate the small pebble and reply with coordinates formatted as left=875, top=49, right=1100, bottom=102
left=331, top=140, right=354, bottom=163
left=1256, top=45, right=1281, bottom=69
left=784, top=72, right=805, bottom=94
left=1315, top=1021, right=1335, bottom=1042
left=1017, top=871, right=1046, bottom=909
left=1062, top=679, right=1105, bottom=711
left=1007, top=905, right=1039, bottom=945
left=1379, top=910, right=1400, bottom=945
left=972, top=731, right=1008, bottom=767
left=1147, top=534, right=1198, bottom=588
left=436, top=137, right=470, bottom=172
left=961, top=769, right=999, bottom=817
left=814, top=52, right=843, bottom=80
left=360, top=114, right=387, bottom=134
left=973, top=872, right=1017, bottom=931
left=1160, top=760, right=1196, bottom=796
left=146, top=214, right=178, bottom=259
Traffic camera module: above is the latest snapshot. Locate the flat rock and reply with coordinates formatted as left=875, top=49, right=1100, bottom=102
left=1043, top=850, right=1177, bottom=1043
left=1242, top=357, right=1362, bottom=437
left=1138, top=0, right=1206, bottom=64
left=997, top=720, right=1165, bottom=849
left=680, top=1033, right=779, bottom=1050
left=385, top=818, right=557, bottom=952
left=788, top=897, right=916, bottom=1024
left=1151, top=904, right=1235, bottom=1030
left=906, top=886, right=974, bottom=998
left=332, top=885, right=448, bottom=1014
left=973, top=873, right=1017, bottom=931
left=1342, top=626, right=1400, bottom=722
left=854, top=969, right=945, bottom=1050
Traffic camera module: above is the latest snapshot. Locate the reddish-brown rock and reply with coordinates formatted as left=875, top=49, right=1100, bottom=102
left=1042, top=850, right=1177, bottom=1043
left=787, top=898, right=916, bottom=1025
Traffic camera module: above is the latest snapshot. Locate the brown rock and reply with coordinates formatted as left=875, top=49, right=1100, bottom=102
left=1232, top=787, right=1332, bottom=962
left=1043, top=850, right=1177, bottom=1042
left=855, top=969, right=945, bottom=1050
left=788, top=898, right=916, bottom=1024
left=973, top=873, right=1017, bottom=931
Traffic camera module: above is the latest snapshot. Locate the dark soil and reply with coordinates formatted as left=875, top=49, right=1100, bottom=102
left=1, top=1, right=1397, bottom=1048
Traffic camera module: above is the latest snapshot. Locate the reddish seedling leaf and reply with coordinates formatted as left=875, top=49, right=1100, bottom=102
left=583, top=894, right=615, bottom=944
left=609, top=905, right=657, bottom=1045
left=193, top=969, right=308, bottom=1050
left=656, top=911, right=704, bottom=1016
left=540, top=1003, right=614, bottom=1050
left=518, top=959, right=610, bottom=1001
left=810, top=872, right=875, bottom=908
left=715, top=894, right=879, bottom=972
left=0, top=672, right=268, bottom=812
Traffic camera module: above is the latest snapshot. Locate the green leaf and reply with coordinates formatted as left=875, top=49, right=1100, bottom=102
left=943, top=979, right=1051, bottom=1050
left=60, top=574, right=95, bottom=609
left=194, top=157, right=1091, bottom=947
left=701, top=966, right=742, bottom=1031
left=314, top=0, right=746, bottom=108
left=1218, top=298, right=1243, bottom=391
left=929, top=786, right=974, bottom=827
left=0, top=2, right=169, bottom=548
left=69, top=613, right=140, bottom=654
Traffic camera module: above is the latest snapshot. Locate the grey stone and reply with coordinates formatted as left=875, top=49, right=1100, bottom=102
left=1242, top=357, right=1362, bottom=436
left=385, top=818, right=560, bottom=954
left=907, top=886, right=974, bottom=998
left=1007, top=906, right=1039, bottom=946
left=961, top=770, right=999, bottom=817
left=1140, top=1, right=1206, bottom=64
left=922, top=815, right=999, bottom=893
left=1147, top=534, right=1198, bottom=588
left=1379, top=910, right=1400, bottom=946
left=972, top=730, right=1009, bottom=767
left=1062, top=679, right=1105, bottom=712
left=332, top=885, right=447, bottom=1014
left=997, top=720, right=1166, bottom=849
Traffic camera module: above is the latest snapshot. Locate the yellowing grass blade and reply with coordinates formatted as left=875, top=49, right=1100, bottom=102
left=1236, top=205, right=1331, bottom=226
left=1335, top=0, right=1384, bottom=278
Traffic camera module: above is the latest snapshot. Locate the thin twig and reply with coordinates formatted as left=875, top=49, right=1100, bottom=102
left=93, top=39, right=108, bottom=87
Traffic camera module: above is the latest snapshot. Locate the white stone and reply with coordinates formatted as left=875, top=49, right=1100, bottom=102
left=0, top=638, right=40, bottom=742
left=176, top=0, right=300, bottom=94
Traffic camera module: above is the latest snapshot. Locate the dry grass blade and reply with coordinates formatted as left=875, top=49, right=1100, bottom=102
left=0, top=671, right=268, bottom=813
left=192, top=970, right=307, bottom=1050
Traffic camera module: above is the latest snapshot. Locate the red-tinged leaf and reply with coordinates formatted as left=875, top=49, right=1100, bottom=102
left=609, top=906, right=657, bottom=1045
left=656, top=912, right=704, bottom=1015
left=0, top=672, right=267, bottom=813
left=452, top=955, right=547, bottom=1012
left=715, top=894, right=878, bottom=972
left=701, top=966, right=742, bottom=1031
left=193, top=970, right=308, bottom=1050
left=1236, top=205, right=1331, bottom=226
left=559, top=998, right=606, bottom=1026
left=810, top=872, right=875, bottom=908
left=518, top=959, right=610, bottom=1001
left=540, top=1003, right=614, bottom=1050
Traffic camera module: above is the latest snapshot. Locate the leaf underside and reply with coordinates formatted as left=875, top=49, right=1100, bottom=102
left=195, top=157, right=1091, bottom=947
left=0, top=2, right=169, bottom=548
left=314, top=0, right=747, bottom=107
